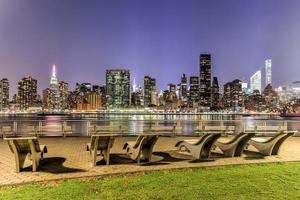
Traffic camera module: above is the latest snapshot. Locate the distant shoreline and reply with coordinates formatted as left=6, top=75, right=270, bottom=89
left=0, top=111, right=280, bottom=116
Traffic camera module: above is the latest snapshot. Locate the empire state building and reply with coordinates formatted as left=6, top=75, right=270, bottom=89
left=49, top=64, right=60, bottom=111
left=50, top=64, right=58, bottom=88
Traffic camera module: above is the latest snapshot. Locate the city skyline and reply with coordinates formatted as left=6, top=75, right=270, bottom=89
left=1, top=0, right=300, bottom=95
left=0, top=56, right=272, bottom=99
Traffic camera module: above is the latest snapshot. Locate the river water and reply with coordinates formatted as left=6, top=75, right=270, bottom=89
left=0, top=113, right=299, bottom=136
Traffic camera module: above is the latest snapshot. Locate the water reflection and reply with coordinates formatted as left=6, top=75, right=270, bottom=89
left=0, top=113, right=298, bottom=136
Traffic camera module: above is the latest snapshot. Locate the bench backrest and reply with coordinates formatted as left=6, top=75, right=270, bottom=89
left=6, top=138, right=41, bottom=154
left=2, top=126, right=12, bottom=133
left=133, top=135, right=159, bottom=149
left=90, top=135, right=114, bottom=150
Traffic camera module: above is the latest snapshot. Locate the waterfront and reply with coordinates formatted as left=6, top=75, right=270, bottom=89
left=0, top=113, right=299, bottom=136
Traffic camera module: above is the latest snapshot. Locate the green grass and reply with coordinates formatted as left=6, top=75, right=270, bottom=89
left=1, top=162, right=300, bottom=200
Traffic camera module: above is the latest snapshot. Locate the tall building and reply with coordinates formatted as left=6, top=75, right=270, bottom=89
left=180, top=74, right=187, bottom=100
left=250, top=70, right=262, bottom=93
left=99, top=85, right=107, bottom=107
left=144, top=76, right=157, bottom=106
left=199, top=54, right=212, bottom=108
left=0, top=78, right=9, bottom=111
left=131, top=86, right=143, bottom=107
left=59, top=81, right=69, bottom=110
left=106, top=69, right=130, bottom=107
left=189, top=76, right=199, bottom=105
left=87, top=92, right=102, bottom=110
left=168, top=83, right=176, bottom=94
left=18, top=76, right=37, bottom=111
left=223, top=82, right=232, bottom=109
left=132, top=77, right=137, bottom=93
left=265, top=59, right=272, bottom=87
left=211, top=77, right=220, bottom=111
left=42, top=88, right=49, bottom=109
left=263, top=84, right=279, bottom=111
left=49, top=64, right=61, bottom=111
left=242, top=82, right=249, bottom=94
left=223, top=79, right=244, bottom=111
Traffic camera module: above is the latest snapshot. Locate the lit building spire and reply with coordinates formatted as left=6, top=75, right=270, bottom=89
left=133, top=77, right=137, bottom=92
left=50, top=64, right=58, bottom=86
left=52, top=64, right=56, bottom=77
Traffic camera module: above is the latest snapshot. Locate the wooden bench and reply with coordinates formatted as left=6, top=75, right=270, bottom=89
left=5, top=137, right=48, bottom=172
left=123, top=134, right=160, bottom=163
left=175, top=133, right=221, bottom=160
left=86, top=134, right=119, bottom=166
left=248, top=131, right=294, bottom=156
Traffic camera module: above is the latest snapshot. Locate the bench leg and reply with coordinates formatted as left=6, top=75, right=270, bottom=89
left=15, top=154, right=27, bottom=173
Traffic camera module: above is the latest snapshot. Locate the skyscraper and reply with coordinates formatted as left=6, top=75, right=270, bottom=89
left=42, top=88, right=50, bottom=110
left=59, top=81, right=69, bottom=110
left=87, top=92, right=102, bottom=110
left=144, top=76, right=157, bottom=106
left=211, top=77, right=220, bottom=111
left=0, top=79, right=9, bottom=111
left=180, top=74, right=187, bottom=100
left=49, top=64, right=60, bottom=111
left=250, top=70, right=262, bottom=93
left=131, top=86, right=143, bottom=107
left=189, top=76, right=199, bottom=105
left=223, top=79, right=244, bottom=111
left=168, top=83, right=176, bottom=94
left=265, top=59, right=272, bottom=87
left=18, top=76, right=37, bottom=111
left=106, top=69, right=130, bottom=107
left=199, top=54, right=212, bottom=109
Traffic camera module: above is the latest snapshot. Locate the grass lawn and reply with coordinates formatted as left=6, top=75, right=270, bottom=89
left=1, top=162, right=300, bottom=200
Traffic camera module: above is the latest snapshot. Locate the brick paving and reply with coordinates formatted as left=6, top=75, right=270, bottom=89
left=0, top=136, right=300, bottom=186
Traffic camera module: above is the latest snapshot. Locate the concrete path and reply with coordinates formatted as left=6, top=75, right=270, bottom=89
left=0, top=136, right=299, bottom=186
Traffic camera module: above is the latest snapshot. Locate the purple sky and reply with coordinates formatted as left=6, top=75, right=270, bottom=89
left=1, top=0, right=300, bottom=96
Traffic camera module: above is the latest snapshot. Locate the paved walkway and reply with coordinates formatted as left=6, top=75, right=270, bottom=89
left=1, top=136, right=300, bottom=186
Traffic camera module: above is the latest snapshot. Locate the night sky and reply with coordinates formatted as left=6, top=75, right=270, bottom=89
left=1, top=0, right=300, bottom=96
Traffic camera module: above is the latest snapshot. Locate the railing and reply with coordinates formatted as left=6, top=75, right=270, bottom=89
left=0, top=118, right=299, bottom=137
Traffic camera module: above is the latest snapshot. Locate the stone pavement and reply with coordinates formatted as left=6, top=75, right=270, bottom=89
left=1, top=136, right=300, bottom=186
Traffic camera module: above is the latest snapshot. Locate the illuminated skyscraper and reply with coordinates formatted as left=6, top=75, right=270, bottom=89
left=168, top=83, right=176, bottom=94
left=0, top=78, right=9, bottom=111
left=144, top=76, right=157, bottom=106
left=250, top=70, right=262, bottom=93
left=18, top=76, right=37, bottom=111
left=59, top=81, right=69, bottom=110
left=49, top=64, right=61, bottom=111
left=199, top=54, right=212, bottom=109
left=189, top=76, right=199, bottom=104
left=223, top=79, right=244, bottom=111
left=106, top=69, right=130, bottom=107
left=211, top=77, right=220, bottom=110
left=180, top=74, right=187, bottom=100
left=265, top=59, right=272, bottom=87
left=50, top=64, right=58, bottom=87
left=132, top=77, right=137, bottom=93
